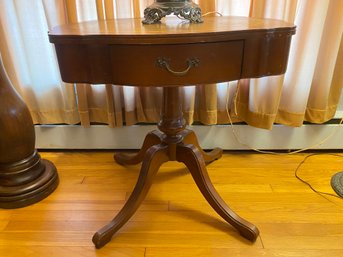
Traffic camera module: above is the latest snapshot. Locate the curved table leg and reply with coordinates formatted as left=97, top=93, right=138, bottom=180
left=114, top=130, right=163, bottom=165
left=93, top=144, right=169, bottom=248
left=176, top=143, right=259, bottom=242
left=181, top=129, right=223, bottom=164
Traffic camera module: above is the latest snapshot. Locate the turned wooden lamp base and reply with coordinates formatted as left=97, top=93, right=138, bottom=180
left=0, top=151, right=59, bottom=209
left=0, top=55, right=59, bottom=209
left=92, top=87, right=259, bottom=249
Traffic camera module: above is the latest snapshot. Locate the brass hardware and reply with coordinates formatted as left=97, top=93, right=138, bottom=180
left=157, top=57, right=200, bottom=76
left=142, top=0, right=203, bottom=25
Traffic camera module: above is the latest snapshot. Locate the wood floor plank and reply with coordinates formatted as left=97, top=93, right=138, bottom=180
left=0, top=231, right=261, bottom=248
left=0, top=221, right=9, bottom=231
left=261, top=235, right=343, bottom=250
left=104, top=232, right=261, bottom=249
left=1, top=151, right=343, bottom=257
left=11, top=200, right=168, bottom=211
left=258, top=223, right=343, bottom=237
left=145, top=248, right=343, bottom=257
left=0, top=246, right=145, bottom=257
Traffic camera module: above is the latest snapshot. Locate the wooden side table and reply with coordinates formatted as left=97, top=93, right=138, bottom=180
left=49, top=16, right=296, bottom=248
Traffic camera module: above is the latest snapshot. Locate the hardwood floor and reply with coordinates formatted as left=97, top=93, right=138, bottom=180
left=1, top=151, right=343, bottom=256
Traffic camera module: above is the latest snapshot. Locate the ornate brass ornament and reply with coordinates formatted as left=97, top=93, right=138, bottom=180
left=142, top=0, right=203, bottom=24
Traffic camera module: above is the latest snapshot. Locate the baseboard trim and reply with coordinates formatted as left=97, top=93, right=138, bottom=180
left=35, top=124, right=343, bottom=150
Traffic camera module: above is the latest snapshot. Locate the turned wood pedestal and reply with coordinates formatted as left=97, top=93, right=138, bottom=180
left=92, top=86, right=259, bottom=248
left=49, top=16, right=295, bottom=248
left=0, top=56, right=59, bottom=209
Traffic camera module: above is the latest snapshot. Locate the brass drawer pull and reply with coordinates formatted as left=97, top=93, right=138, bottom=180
left=157, top=58, right=200, bottom=76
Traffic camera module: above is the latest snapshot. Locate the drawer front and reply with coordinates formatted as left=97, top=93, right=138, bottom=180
left=109, top=41, right=244, bottom=86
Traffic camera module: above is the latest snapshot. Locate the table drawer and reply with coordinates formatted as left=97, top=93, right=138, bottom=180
left=109, top=41, right=244, bottom=86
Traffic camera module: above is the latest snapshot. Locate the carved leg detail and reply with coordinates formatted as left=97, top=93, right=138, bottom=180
left=93, top=144, right=169, bottom=249
left=114, top=130, right=163, bottom=165
left=176, top=144, right=260, bottom=242
left=181, top=130, right=223, bottom=164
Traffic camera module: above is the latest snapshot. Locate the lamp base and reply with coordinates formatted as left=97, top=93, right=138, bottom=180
left=142, top=0, right=203, bottom=24
left=331, top=172, right=343, bottom=198
left=0, top=152, right=59, bottom=209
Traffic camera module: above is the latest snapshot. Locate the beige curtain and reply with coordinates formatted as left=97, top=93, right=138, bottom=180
left=0, top=0, right=342, bottom=129
left=0, top=0, right=79, bottom=124
left=235, top=0, right=343, bottom=129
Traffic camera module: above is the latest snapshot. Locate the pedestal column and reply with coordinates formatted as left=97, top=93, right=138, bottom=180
left=0, top=56, right=59, bottom=208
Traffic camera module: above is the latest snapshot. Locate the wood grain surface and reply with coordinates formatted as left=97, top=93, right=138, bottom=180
left=49, top=16, right=295, bottom=43
left=1, top=151, right=342, bottom=256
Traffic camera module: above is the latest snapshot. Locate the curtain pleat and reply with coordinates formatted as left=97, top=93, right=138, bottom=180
left=63, top=0, right=92, bottom=127
left=276, top=0, right=341, bottom=126
left=96, top=0, right=105, bottom=20
left=197, top=0, right=216, bottom=13
left=304, top=0, right=343, bottom=123
left=104, top=0, right=115, bottom=19
left=234, top=0, right=299, bottom=129
left=64, top=0, right=78, bottom=23
left=75, top=84, right=90, bottom=127
left=197, top=84, right=217, bottom=124
left=132, top=0, right=142, bottom=18
left=105, top=84, right=116, bottom=126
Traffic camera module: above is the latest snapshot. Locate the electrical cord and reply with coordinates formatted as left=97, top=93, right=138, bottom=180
left=295, top=153, right=343, bottom=199
left=202, top=11, right=223, bottom=17
left=225, top=83, right=343, bottom=199
left=177, top=11, right=223, bottom=21
left=226, top=82, right=343, bottom=155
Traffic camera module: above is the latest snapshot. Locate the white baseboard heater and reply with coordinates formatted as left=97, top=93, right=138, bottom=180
left=35, top=123, right=343, bottom=150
